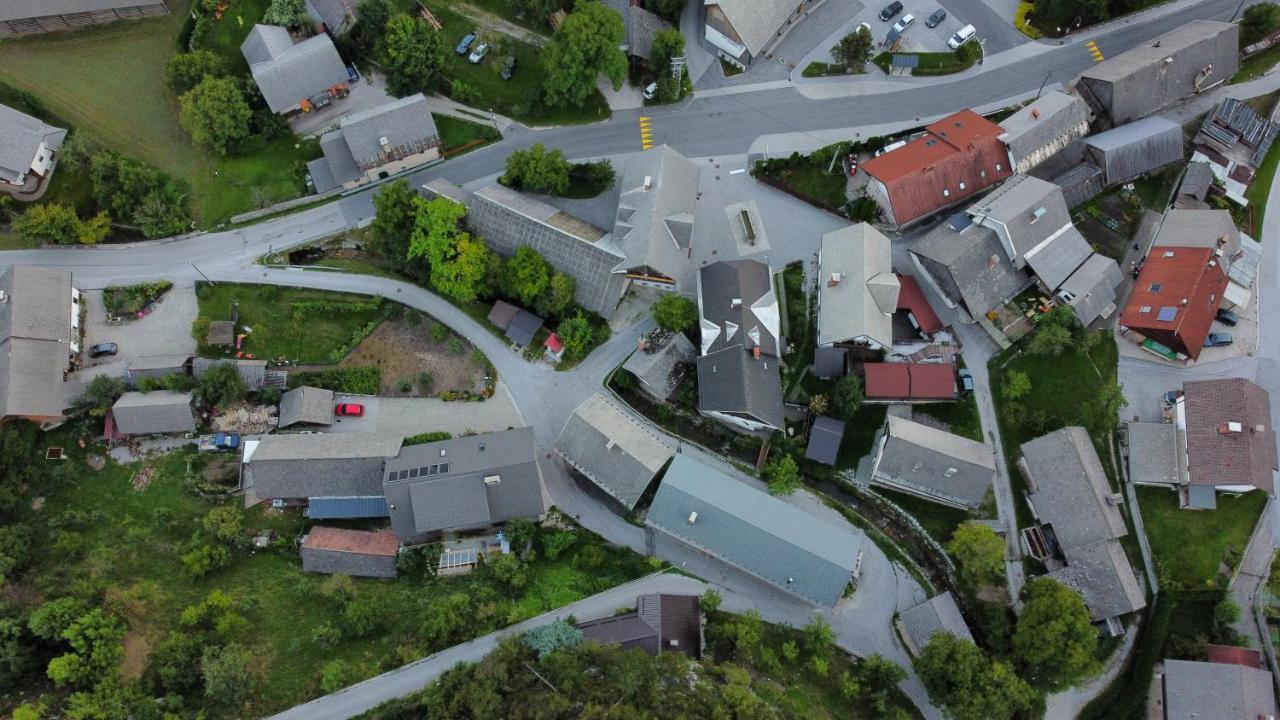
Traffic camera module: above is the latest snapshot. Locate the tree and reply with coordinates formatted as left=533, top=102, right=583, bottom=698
left=1089, top=380, right=1126, bottom=432
left=557, top=311, right=594, bottom=358
left=540, top=0, right=627, bottom=108
left=369, top=179, right=420, bottom=273
left=77, top=375, right=126, bottom=417
left=1242, top=3, right=1280, bottom=45
left=201, top=643, right=258, bottom=705
left=75, top=212, right=111, bottom=245
left=650, top=28, right=685, bottom=71
left=859, top=654, right=908, bottom=714
left=1001, top=370, right=1031, bottom=401
left=541, top=530, right=577, bottom=561
left=502, top=246, right=552, bottom=305
left=914, top=633, right=1035, bottom=720
left=12, top=203, right=81, bottom=245
left=148, top=631, right=205, bottom=696
left=489, top=553, right=530, bottom=590
left=803, top=616, right=835, bottom=655
left=765, top=454, right=802, bottom=495
left=651, top=294, right=697, bottom=333
left=430, top=232, right=492, bottom=303
left=700, top=588, right=722, bottom=614
left=408, top=195, right=466, bottom=263
left=948, top=522, right=1005, bottom=585
left=46, top=609, right=125, bottom=688
left=646, top=0, right=686, bottom=22
left=1013, top=576, right=1099, bottom=691
left=166, top=49, right=225, bottom=93
left=1027, top=305, right=1078, bottom=356
left=133, top=191, right=188, bottom=238
left=0, top=618, right=31, bottom=683
left=808, top=394, right=829, bottom=416
left=831, top=26, right=873, bottom=67
left=181, top=542, right=230, bottom=579
left=502, top=144, right=571, bottom=195
left=0, top=423, right=37, bottom=519
left=535, top=272, right=576, bottom=318
left=88, top=150, right=189, bottom=237
left=196, top=362, right=246, bottom=409
left=29, top=598, right=91, bottom=642
left=831, top=374, right=864, bottom=420
left=263, top=0, right=312, bottom=28
left=525, top=619, right=584, bottom=658
left=381, top=14, right=446, bottom=97
left=346, top=0, right=392, bottom=60
left=179, top=76, right=252, bottom=154
left=202, top=506, right=244, bottom=546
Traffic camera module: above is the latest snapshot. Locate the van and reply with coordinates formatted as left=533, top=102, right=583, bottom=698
left=948, top=24, right=976, bottom=49
left=873, top=139, right=907, bottom=157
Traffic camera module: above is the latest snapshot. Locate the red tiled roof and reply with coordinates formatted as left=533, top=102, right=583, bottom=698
left=860, top=110, right=1012, bottom=225
left=544, top=333, right=564, bottom=353
left=302, top=527, right=399, bottom=557
left=1206, top=644, right=1264, bottom=669
left=865, top=363, right=956, bottom=400
left=1182, top=378, right=1277, bottom=493
left=895, top=274, right=944, bottom=335
left=1119, top=246, right=1225, bottom=360
left=909, top=363, right=958, bottom=399
left=865, top=363, right=909, bottom=398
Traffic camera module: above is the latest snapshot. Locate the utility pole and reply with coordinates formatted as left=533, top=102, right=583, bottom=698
left=1035, top=70, right=1053, bottom=100
left=1231, top=0, right=1247, bottom=22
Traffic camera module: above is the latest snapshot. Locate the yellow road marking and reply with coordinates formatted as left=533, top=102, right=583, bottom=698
left=640, top=116, right=654, bottom=149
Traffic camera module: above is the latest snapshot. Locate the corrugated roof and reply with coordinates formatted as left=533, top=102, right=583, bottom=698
left=577, top=613, right=660, bottom=653
left=818, top=224, right=897, bottom=348
left=555, top=393, right=674, bottom=510
left=1119, top=246, right=1225, bottom=360
left=193, top=357, right=267, bottom=391
left=111, top=391, right=195, bottom=435
left=804, top=415, right=845, bottom=466
left=1084, top=116, right=1184, bottom=185
left=242, top=25, right=348, bottom=113
left=1182, top=378, right=1276, bottom=493
left=1163, top=658, right=1277, bottom=720
left=0, top=0, right=166, bottom=23
left=0, top=103, right=67, bottom=183
left=1205, top=644, right=1264, bottom=669
left=872, top=415, right=994, bottom=509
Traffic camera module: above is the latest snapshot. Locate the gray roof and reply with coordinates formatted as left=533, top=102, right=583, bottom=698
left=0, top=103, right=66, bottom=184
left=305, top=0, right=356, bottom=33
left=646, top=454, right=864, bottom=606
left=555, top=393, right=674, bottom=510
left=706, top=0, right=796, bottom=55
left=969, top=174, right=1091, bottom=289
left=111, top=391, right=195, bottom=435
left=1058, top=253, right=1122, bottom=327
left=1050, top=539, right=1145, bottom=622
left=626, top=5, right=671, bottom=60
left=1084, top=116, right=1185, bottom=185
left=872, top=415, right=995, bottom=509
left=1163, top=658, right=1278, bottom=720
left=127, top=354, right=191, bottom=372
left=0, top=265, right=71, bottom=344
left=614, top=145, right=700, bottom=282
left=241, top=25, right=348, bottom=113
left=579, top=593, right=701, bottom=657
left=577, top=613, right=659, bottom=654
left=899, top=592, right=975, bottom=655
left=813, top=346, right=847, bottom=379
left=278, top=385, right=334, bottom=428
left=0, top=0, right=166, bottom=23
left=698, top=259, right=780, bottom=356
left=0, top=265, right=72, bottom=419
left=506, top=309, right=543, bottom=346
left=320, top=94, right=439, bottom=176
left=192, top=357, right=267, bottom=391
left=622, top=330, right=697, bottom=400
left=383, top=428, right=544, bottom=539
left=696, top=346, right=785, bottom=430
left=818, top=224, right=898, bottom=348
left=1152, top=208, right=1239, bottom=252
left=307, top=157, right=339, bottom=193
left=805, top=415, right=846, bottom=466
left=998, top=90, right=1091, bottom=166
left=317, top=132, right=361, bottom=188
left=910, top=217, right=1033, bottom=318
left=246, top=433, right=403, bottom=499
left=1178, top=161, right=1215, bottom=201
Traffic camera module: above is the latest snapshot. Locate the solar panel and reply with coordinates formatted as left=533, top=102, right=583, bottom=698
left=1156, top=307, right=1178, bottom=322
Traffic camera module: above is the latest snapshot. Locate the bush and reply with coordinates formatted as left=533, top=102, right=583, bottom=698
left=430, top=323, right=450, bottom=343
left=651, top=294, right=697, bottom=332
left=103, top=281, right=173, bottom=317
left=404, top=430, right=451, bottom=445
left=289, top=366, right=381, bottom=395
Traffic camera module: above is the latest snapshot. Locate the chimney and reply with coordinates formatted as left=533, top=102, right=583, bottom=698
left=643, top=175, right=653, bottom=191
left=379, top=136, right=390, bottom=150
left=484, top=475, right=501, bottom=485
left=687, top=511, right=698, bottom=525
left=1255, top=424, right=1268, bottom=433
left=1031, top=108, right=1041, bottom=120
left=828, top=272, right=844, bottom=287
left=753, top=346, right=761, bottom=360
left=1030, top=207, right=1047, bottom=223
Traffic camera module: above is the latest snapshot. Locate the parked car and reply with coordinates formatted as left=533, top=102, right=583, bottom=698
left=456, top=32, right=477, bottom=55
left=199, top=433, right=241, bottom=452
left=879, top=1, right=903, bottom=20
left=468, top=43, right=490, bottom=64
left=948, top=24, right=976, bottom=49
left=88, top=342, right=118, bottom=358
left=335, top=403, right=365, bottom=417
left=892, top=13, right=915, bottom=32
left=958, top=368, right=974, bottom=394
left=925, top=8, right=947, bottom=27
left=1162, top=390, right=1181, bottom=406
left=501, top=56, right=517, bottom=80
left=1215, top=308, right=1239, bottom=326
left=643, top=82, right=658, bottom=100
left=1204, top=332, right=1234, bottom=348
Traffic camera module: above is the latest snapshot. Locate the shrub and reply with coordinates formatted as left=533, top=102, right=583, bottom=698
left=289, top=366, right=381, bottom=395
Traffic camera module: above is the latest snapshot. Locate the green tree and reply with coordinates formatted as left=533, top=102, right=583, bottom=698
left=201, top=643, right=258, bottom=705
left=803, top=616, right=836, bottom=655
left=28, top=597, right=89, bottom=641
left=557, top=311, right=595, bottom=357
left=540, top=0, right=627, bottom=108
left=382, top=14, right=446, bottom=97
left=859, top=653, right=908, bottom=714
left=808, top=394, right=829, bottom=416
left=650, top=28, right=685, bottom=71
left=915, top=633, right=1035, bottom=720
left=196, top=362, right=246, bottom=409
left=651, top=293, right=698, bottom=332
left=202, top=506, right=244, bottom=546
left=179, top=76, right=253, bottom=154
left=431, top=232, right=492, bottom=303
left=1013, top=576, right=1099, bottom=690
left=181, top=542, right=231, bottom=578
left=535, top=272, right=576, bottom=318
left=831, top=26, right=873, bottom=67
left=408, top=195, right=466, bottom=262
left=489, top=553, right=530, bottom=590
left=764, top=454, right=802, bottom=495
left=1001, top=370, right=1031, bottom=401
left=369, top=179, right=422, bottom=275
left=700, top=588, right=722, bottom=613
left=502, top=144, right=572, bottom=195
left=1089, top=380, right=1126, bottom=432
left=541, top=530, right=577, bottom=561
left=0, top=618, right=31, bottom=683
left=525, top=619, right=584, bottom=658
left=831, top=373, right=864, bottom=420
left=76, top=375, right=127, bottom=417
left=0, top=422, right=37, bottom=519
left=75, top=212, right=112, bottom=245
left=319, top=659, right=352, bottom=693
left=46, top=609, right=125, bottom=688
left=1028, top=322, right=1072, bottom=355
left=12, top=203, right=81, bottom=245
left=148, top=631, right=205, bottom=696
left=646, top=0, right=686, bottom=22
left=502, top=246, right=552, bottom=305
left=948, top=522, right=1005, bottom=585
left=1242, top=3, right=1280, bottom=45
left=263, top=0, right=312, bottom=27
left=344, top=0, right=392, bottom=61
left=166, top=49, right=225, bottom=93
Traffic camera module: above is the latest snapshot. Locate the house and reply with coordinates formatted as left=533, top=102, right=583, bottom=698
left=543, top=333, right=565, bottom=362
left=308, top=94, right=440, bottom=193
left=241, top=24, right=348, bottom=115
left=622, top=329, right=697, bottom=402
left=967, top=174, right=1093, bottom=292
left=1020, top=427, right=1145, bottom=626
left=604, top=0, right=672, bottom=61
left=1161, top=657, right=1277, bottom=720
left=1056, top=253, right=1123, bottom=326
left=897, top=592, right=974, bottom=656
left=554, top=393, right=674, bottom=510
left=0, top=0, right=167, bottom=36
left=487, top=300, right=543, bottom=346
left=817, top=224, right=899, bottom=352
left=305, top=0, right=357, bottom=34
left=300, top=526, right=399, bottom=578
left=125, top=354, right=191, bottom=384
left=863, top=363, right=956, bottom=402
left=1145, top=209, right=1257, bottom=311
left=109, top=391, right=196, bottom=437
left=576, top=593, right=702, bottom=658
left=703, top=0, right=803, bottom=68
left=696, top=260, right=784, bottom=432
left=1179, top=378, right=1276, bottom=505
left=1119, top=245, right=1226, bottom=361
left=1083, top=116, right=1185, bottom=186
left=382, top=428, right=546, bottom=544
left=645, top=454, right=864, bottom=607
left=895, top=274, right=945, bottom=338
left=859, top=109, right=1013, bottom=228
left=870, top=415, right=995, bottom=509
left=0, top=104, right=67, bottom=190
left=278, top=386, right=334, bottom=428
left=0, top=266, right=80, bottom=422
left=910, top=214, right=1032, bottom=323
left=612, top=145, right=700, bottom=290
left=997, top=90, right=1092, bottom=174
left=241, top=432, right=403, bottom=511
left=1072, top=20, right=1238, bottom=128
left=804, top=415, right=846, bottom=466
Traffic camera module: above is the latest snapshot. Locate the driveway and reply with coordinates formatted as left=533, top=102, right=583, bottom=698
left=74, top=283, right=198, bottom=382
left=327, top=383, right=523, bottom=437
left=289, top=77, right=395, bottom=137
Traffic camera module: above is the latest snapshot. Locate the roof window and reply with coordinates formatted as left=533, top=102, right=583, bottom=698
left=1149, top=283, right=1162, bottom=293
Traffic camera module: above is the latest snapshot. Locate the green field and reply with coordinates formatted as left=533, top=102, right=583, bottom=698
left=1138, top=486, right=1267, bottom=589
left=433, top=113, right=502, bottom=153
left=1245, top=136, right=1280, bottom=233
left=915, top=397, right=983, bottom=442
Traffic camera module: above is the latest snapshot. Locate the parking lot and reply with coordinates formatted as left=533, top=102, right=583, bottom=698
left=76, top=284, right=198, bottom=382
left=326, top=383, right=523, bottom=438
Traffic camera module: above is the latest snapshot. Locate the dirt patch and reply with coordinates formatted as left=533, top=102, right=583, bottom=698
left=121, top=631, right=152, bottom=681
left=201, top=458, right=238, bottom=485
left=977, top=584, right=1010, bottom=603
left=340, top=315, right=488, bottom=396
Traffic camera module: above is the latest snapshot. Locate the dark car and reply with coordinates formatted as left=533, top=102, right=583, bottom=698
left=455, top=32, right=477, bottom=55
left=335, top=403, right=365, bottom=417
left=1215, top=308, right=1239, bottom=326
left=1162, top=390, right=1181, bottom=406
left=958, top=368, right=974, bottom=394
left=925, top=8, right=947, bottom=27
left=879, top=1, right=903, bottom=20
left=88, top=342, right=118, bottom=358
left=1204, top=332, right=1233, bottom=348
left=501, top=56, right=517, bottom=80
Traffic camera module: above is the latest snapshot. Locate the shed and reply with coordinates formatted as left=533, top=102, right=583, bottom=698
left=488, top=300, right=519, bottom=329
left=126, top=354, right=191, bottom=382
left=300, top=527, right=399, bottom=578
left=898, top=592, right=974, bottom=656
left=193, top=357, right=268, bottom=391
left=804, top=416, right=846, bottom=466
left=278, top=385, right=334, bottom=428
left=506, top=309, right=544, bottom=346
left=1084, top=116, right=1184, bottom=186
left=110, top=391, right=196, bottom=436
left=622, top=330, right=697, bottom=402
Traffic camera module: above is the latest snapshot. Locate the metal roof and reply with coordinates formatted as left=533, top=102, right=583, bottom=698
left=111, top=391, right=195, bottom=435
left=1084, top=116, right=1184, bottom=185
left=307, top=495, right=389, bottom=519
left=555, top=393, right=674, bottom=510
left=193, top=357, right=267, bottom=391
left=1163, top=658, right=1278, bottom=720
left=818, top=224, right=898, bottom=348
left=871, top=415, right=995, bottom=509
left=241, top=25, right=349, bottom=113
left=804, top=415, right=846, bottom=466
left=506, top=309, right=543, bottom=346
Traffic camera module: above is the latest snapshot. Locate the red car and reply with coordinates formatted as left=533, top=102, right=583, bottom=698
left=335, top=403, right=365, bottom=417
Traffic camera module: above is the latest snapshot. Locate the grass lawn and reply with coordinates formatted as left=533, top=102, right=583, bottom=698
left=433, top=113, right=501, bottom=154
left=1245, top=135, right=1280, bottom=233
left=760, top=161, right=849, bottom=210
left=914, top=396, right=983, bottom=442
left=1233, top=44, right=1280, bottom=83
left=835, top=404, right=888, bottom=470
left=802, top=61, right=865, bottom=77
left=1137, top=486, right=1267, bottom=589
left=876, top=487, right=970, bottom=545
left=872, top=44, right=980, bottom=76
left=201, top=0, right=271, bottom=71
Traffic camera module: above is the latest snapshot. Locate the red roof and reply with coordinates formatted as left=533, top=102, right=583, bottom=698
left=865, top=363, right=909, bottom=398
left=895, top=274, right=944, bottom=335
left=860, top=110, right=1012, bottom=225
left=544, top=332, right=564, bottom=354
left=1182, top=378, right=1277, bottom=493
left=865, top=363, right=956, bottom=400
left=1119, top=246, right=1226, bottom=360
left=1206, top=644, right=1264, bottom=669
left=302, top=527, right=400, bottom=557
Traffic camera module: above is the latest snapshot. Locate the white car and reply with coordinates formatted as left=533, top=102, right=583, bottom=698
left=892, top=14, right=914, bottom=33
left=468, top=43, right=489, bottom=64
left=947, top=24, right=976, bottom=49
left=643, top=82, right=658, bottom=100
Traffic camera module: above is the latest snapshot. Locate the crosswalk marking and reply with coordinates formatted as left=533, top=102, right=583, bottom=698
left=1087, top=40, right=1104, bottom=62
left=640, top=116, right=653, bottom=150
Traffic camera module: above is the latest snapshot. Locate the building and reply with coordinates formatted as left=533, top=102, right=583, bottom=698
left=604, top=0, right=673, bottom=61
left=1174, top=161, right=1215, bottom=209
left=1125, top=421, right=1189, bottom=489
left=0, top=104, right=67, bottom=190
left=1161, top=657, right=1277, bottom=720
left=308, top=94, right=440, bottom=193
left=242, top=432, right=403, bottom=510
left=910, top=213, right=1032, bottom=323
left=804, top=415, right=846, bottom=466
left=696, top=260, right=784, bottom=432
left=305, top=0, right=356, bottom=34
left=487, top=300, right=543, bottom=346
left=241, top=24, right=348, bottom=115
left=704, top=0, right=803, bottom=68
left=997, top=90, right=1092, bottom=174
left=897, top=592, right=974, bottom=656
left=109, top=391, right=195, bottom=437
left=300, top=526, right=399, bottom=578
left=1020, top=427, right=1145, bottom=625
left=0, top=266, right=79, bottom=422
left=554, top=393, right=674, bottom=510
left=967, top=174, right=1093, bottom=291
left=1146, top=209, right=1256, bottom=310
left=382, top=428, right=546, bottom=544
left=870, top=415, right=995, bottom=509
left=622, top=329, right=697, bottom=402
left=612, top=145, right=700, bottom=290
left=0, top=0, right=167, bottom=36
left=817, top=224, right=899, bottom=351
left=859, top=110, right=1013, bottom=228
left=125, top=354, right=190, bottom=384
left=576, top=593, right=702, bottom=658
left=645, top=454, right=864, bottom=607
left=863, top=363, right=956, bottom=403
left=895, top=274, right=945, bottom=338
left=1056, top=253, right=1123, bottom=326
left=1119, top=245, right=1226, bottom=361
left=1073, top=20, right=1238, bottom=128
left=1193, top=97, right=1279, bottom=204
left=278, top=386, right=334, bottom=428
left=1083, top=116, right=1185, bottom=186
left=1181, top=378, right=1276, bottom=504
